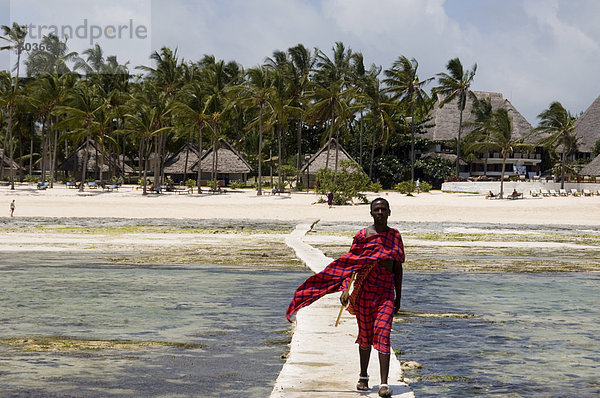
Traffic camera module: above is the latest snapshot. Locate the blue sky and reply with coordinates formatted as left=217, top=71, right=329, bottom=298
left=2, top=0, right=600, bottom=124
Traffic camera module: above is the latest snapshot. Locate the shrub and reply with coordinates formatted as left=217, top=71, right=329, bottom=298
left=394, top=180, right=415, bottom=194
left=369, top=181, right=382, bottom=193
left=315, top=160, right=369, bottom=205
left=420, top=181, right=432, bottom=192
left=24, top=175, right=40, bottom=183
left=186, top=179, right=196, bottom=189
left=229, top=181, right=245, bottom=189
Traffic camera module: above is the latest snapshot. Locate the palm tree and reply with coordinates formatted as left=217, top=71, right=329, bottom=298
left=54, top=81, right=107, bottom=191
left=464, top=97, right=493, bottom=176
left=384, top=56, right=433, bottom=181
left=0, top=23, right=28, bottom=189
left=467, top=108, right=532, bottom=198
left=25, top=34, right=78, bottom=76
left=435, top=57, right=477, bottom=179
left=534, top=102, right=577, bottom=189
left=120, top=101, right=172, bottom=195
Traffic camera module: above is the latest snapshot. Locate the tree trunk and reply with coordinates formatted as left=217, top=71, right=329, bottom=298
left=49, top=117, right=58, bottom=188
left=257, top=104, right=263, bottom=195
left=278, top=124, right=282, bottom=191
left=410, top=106, right=416, bottom=182
left=499, top=155, right=507, bottom=199
left=142, top=137, right=148, bottom=195
left=456, top=109, right=464, bottom=179
left=79, top=128, right=91, bottom=192
left=560, top=146, right=566, bottom=189
left=196, top=124, right=203, bottom=193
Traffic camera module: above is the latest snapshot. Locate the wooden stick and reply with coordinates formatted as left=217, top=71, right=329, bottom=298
left=335, top=272, right=356, bottom=327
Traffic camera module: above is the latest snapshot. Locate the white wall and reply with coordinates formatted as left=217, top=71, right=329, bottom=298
left=441, top=181, right=600, bottom=195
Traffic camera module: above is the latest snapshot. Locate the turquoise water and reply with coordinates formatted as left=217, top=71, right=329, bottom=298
left=0, top=252, right=309, bottom=397
left=395, top=272, right=600, bottom=397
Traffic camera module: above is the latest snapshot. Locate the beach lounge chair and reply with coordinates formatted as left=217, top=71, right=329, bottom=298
left=103, top=184, right=118, bottom=192
left=570, top=189, right=580, bottom=197
left=559, top=189, right=568, bottom=196
left=530, top=189, right=540, bottom=197
left=549, top=189, right=558, bottom=196
left=66, top=181, right=78, bottom=189
left=540, top=188, right=551, bottom=197
left=582, top=189, right=592, bottom=196
left=87, top=181, right=98, bottom=189
left=37, top=182, right=49, bottom=190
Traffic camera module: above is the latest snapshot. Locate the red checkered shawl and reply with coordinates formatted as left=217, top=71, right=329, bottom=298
left=286, top=227, right=405, bottom=322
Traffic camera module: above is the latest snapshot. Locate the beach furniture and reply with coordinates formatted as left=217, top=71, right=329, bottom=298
left=549, top=189, right=558, bottom=196
left=540, top=188, right=551, bottom=197
left=103, top=184, right=118, bottom=192
left=87, top=181, right=98, bottom=189
left=508, top=192, right=523, bottom=200
left=570, top=189, right=580, bottom=197
left=559, top=189, right=568, bottom=196
left=530, top=189, right=540, bottom=197
left=66, top=181, right=78, bottom=189
left=582, top=189, right=592, bottom=196
left=37, top=182, right=49, bottom=190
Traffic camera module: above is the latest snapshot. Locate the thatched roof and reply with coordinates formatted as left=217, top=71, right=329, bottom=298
left=193, top=139, right=252, bottom=174
left=163, top=143, right=204, bottom=174
left=424, top=91, right=534, bottom=143
left=58, top=139, right=134, bottom=174
left=300, top=138, right=360, bottom=173
left=579, top=153, right=600, bottom=176
left=0, top=149, right=20, bottom=170
left=573, top=95, right=600, bottom=153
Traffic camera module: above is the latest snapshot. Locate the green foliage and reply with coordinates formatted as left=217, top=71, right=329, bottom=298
left=24, top=175, right=40, bottom=183
left=229, top=181, right=245, bottom=189
left=420, top=181, right=432, bottom=192
left=371, top=155, right=410, bottom=188
left=315, top=160, right=369, bottom=205
left=280, top=164, right=298, bottom=189
left=185, top=179, right=196, bottom=188
left=415, top=157, right=453, bottom=188
left=368, top=181, right=382, bottom=192
left=394, top=180, right=415, bottom=194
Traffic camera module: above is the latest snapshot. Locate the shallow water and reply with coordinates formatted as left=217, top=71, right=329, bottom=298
left=0, top=253, right=310, bottom=397
left=395, top=272, right=600, bottom=397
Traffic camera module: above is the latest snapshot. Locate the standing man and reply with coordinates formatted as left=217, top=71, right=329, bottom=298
left=287, top=197, right=404, bottom=397
left=10, top=199, right=15, bottom=217
left=415, top=178, right=420, bottom=194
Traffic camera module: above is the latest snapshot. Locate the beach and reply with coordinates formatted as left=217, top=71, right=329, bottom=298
left=4, top=183, right=600, bottom=225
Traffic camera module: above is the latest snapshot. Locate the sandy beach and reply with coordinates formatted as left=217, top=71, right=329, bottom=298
left=3, top=183, right=600, bottom=226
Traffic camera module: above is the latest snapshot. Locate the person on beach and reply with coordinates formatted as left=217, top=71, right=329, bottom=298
left=327, top=191, right=334, bottom=208
left=286, top=197, right=404, bottom=397
left=10, top=200, right=15, bottom=217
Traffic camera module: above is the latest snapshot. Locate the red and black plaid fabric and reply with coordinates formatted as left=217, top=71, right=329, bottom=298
left=286, top=228, right=405, bottom=349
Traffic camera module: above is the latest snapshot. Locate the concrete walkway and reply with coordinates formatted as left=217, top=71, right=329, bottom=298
left=271, top=222, right=414, bottom=398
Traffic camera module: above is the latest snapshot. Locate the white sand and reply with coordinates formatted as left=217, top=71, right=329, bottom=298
left=3, top=183, right=600, bottom=225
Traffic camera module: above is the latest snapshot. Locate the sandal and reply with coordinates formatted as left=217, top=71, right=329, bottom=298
left=356, top=375, right=369, bottom=391
left=378, top=384, right=392, bottom=397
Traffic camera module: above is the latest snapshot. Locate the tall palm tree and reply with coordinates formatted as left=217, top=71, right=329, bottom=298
left=534, top=102, right=577, bottom=189
left=464, top=97, right=493, bottom=176
left=467, top=108, right=532, bottom=198
left=435, top=57, right=477, bottom=179
left=384, top=56, right=433, bottom=181
left=54, top=81, right=107, bottom=191
left=0, top=23, right=28, bottom=189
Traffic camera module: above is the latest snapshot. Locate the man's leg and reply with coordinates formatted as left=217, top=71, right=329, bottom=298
left=378, top=351, right=390, bottom=385
left=357, top=346, right=371, bottom=390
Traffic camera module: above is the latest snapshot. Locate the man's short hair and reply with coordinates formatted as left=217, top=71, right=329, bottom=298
left=370, top=197, right=390, bottom=211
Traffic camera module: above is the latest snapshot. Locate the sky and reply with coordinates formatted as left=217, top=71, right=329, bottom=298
left=2, top=0, right=600, bottom=124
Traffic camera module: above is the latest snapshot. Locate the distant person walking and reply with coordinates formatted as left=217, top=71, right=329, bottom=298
left=327, top=192, right=334, bottom=208
left=415, top=179, right=420, bottom=194
left=10, top=200, right=15, bottom=217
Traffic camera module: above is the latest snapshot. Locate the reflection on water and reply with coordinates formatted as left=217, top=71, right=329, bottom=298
left=395, top=272, right=600, bottom=397
left=0, top=253, right=309, bottom=397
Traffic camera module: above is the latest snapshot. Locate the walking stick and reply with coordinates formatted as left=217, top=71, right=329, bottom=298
left=335, top=272, right=356, bottom=327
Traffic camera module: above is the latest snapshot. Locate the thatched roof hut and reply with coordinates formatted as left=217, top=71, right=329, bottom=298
left=579, top=153, right=600, bottom=176
left=300, top=138, right=359, bottom=174
left=58, top=139, right=133, bottom=177
left=163, top=143, right=203, bottom=175
left=0, top=149, right=20, bottom=170
left=424, top=91, right=534, bottom=142
left=573, top=95, right=600, bottom=155
left=193, top=139, right=252, bottom=183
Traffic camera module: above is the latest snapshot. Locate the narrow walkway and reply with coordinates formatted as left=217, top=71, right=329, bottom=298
left=271, top=222, right=414, bottom=397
